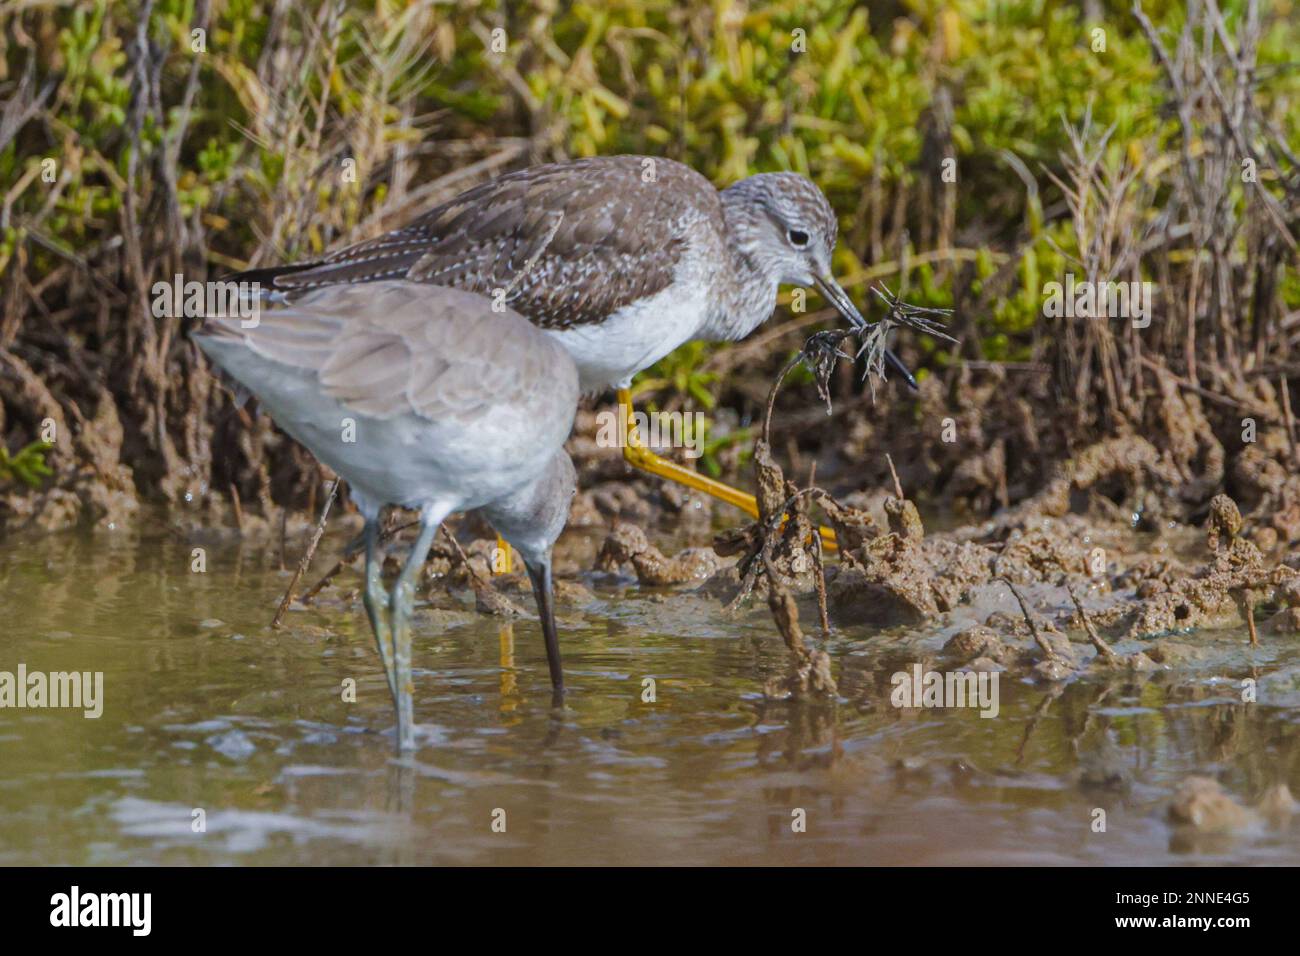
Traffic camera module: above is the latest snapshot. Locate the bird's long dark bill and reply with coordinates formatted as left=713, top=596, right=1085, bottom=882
left=814, top=275, right=918, bottom=391
left=526, top=559, right=564, bottom=692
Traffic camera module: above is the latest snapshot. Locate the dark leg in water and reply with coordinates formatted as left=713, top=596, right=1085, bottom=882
left=526, top=558, right=564, bottom=693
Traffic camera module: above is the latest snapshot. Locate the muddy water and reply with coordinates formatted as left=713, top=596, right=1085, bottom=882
left=2, top=519, right=1299, bottom=865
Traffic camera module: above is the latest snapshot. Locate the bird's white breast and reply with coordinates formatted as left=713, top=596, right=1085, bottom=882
left=544, top=276, right=712, bottom=392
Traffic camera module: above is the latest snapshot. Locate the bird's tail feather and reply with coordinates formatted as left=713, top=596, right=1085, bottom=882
left=221, top=262, right=324, bottom=302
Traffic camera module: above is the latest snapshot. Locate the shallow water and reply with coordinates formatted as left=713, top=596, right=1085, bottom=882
left=2, top=519, right=1299, bottom=865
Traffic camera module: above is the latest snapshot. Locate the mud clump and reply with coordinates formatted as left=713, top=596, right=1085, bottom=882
left=1168, top=776, right=1255, bottom=833
left=927, top=541, right=1005, bottom=612
left=1119, top=494, right=1275, bottom=640
left=942, top=625, right=1013, bottom=669
left=1164, top=776, right=1298, bottom=836
left=828, top=497, right=1011, bottom=627
left=574, top=483, right=653, bottom=526
left=595, top=521, right=721, bottom=585
left=1231, top=434, right=1300, bottom=547
left=995, top=526, right=1096, bottom=581
left=827, top=502, right=1096, bottom=628
left=829, top=527, right=941, bottom=626
left=70, top=389, right=140, bottom=529
left=1266, top=607, right=1300, bottom=634
left=1121, top=578, right=1239, bottom=640
left=946, top=580, right=1157, bottom=681
left=1, top=488, right=82, bottom=534
left=1205, top=493, right=1243, bottom=551
left=885, top=497, right=924, bottom=541
left=999, top=433, right=1184, bottom=525
left=1, top=388, right=139, bottom=533
left=827, top=492, right=1140, bottom=632
left=1276, top=575, right=1300, bottom=607
left=946, top=615, right=1081, bottom=680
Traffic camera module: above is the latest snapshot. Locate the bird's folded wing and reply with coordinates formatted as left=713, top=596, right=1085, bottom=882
left=203, top=283, right=574, bottom=424
left=263, top=156, right=716, bottom=330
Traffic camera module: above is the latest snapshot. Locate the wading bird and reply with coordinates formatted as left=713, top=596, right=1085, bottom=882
left=195, top=281, right=578, bottom=751
left=232, top=155, right=937, bottom=551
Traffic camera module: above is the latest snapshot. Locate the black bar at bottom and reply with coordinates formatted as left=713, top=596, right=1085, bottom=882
left=0, top=866, right=1278, bottom=941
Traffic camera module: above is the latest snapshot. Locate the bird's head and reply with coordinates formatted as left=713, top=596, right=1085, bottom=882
left=722, top=171, right=870, bottom=332
left=480, top=450, right=577, bottom=570
left=722, top=171, right=919, bottom=389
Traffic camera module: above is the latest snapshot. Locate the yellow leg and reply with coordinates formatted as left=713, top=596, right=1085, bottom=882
left=494, top=533, right=514, bottom=574
left=617, top=389, right=838, bottom=551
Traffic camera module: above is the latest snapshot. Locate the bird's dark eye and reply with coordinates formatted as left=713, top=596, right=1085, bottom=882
left=787, top=229, right=810, bottom=248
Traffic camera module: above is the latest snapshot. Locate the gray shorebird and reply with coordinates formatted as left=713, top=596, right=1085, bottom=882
left=232, top=155, right=931, bottom=544
left=195, top=281, right=578, bottom=752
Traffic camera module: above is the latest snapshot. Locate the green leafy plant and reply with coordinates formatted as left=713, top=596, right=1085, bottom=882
left=0, top=442, right=54, bottom=489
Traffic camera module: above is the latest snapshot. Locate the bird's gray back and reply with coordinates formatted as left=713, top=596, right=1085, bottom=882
left=200, top=281, right=578, bottom=430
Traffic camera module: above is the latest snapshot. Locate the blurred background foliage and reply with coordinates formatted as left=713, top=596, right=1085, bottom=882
left=1, top=0, right=1298, bottom=523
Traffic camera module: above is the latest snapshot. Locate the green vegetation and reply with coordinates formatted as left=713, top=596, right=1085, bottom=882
left=0, top=441, right=53, bottom=489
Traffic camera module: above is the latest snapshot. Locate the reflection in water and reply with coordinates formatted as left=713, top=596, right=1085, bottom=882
left=0, top=523, right=1298, bottom=864
left=498, top=623, right=519, bottom=718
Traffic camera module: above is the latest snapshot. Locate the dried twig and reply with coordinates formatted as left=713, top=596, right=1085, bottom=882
left=271, top=478, right=339, bottom=628
left=1001, top=577, right=1058, bottom=661
left=299, top=515, right=420, bottom=603
left=228, top=481, right=244, bottom=534
left=854, top=283, right=955, bottom=394
left=885, top=453, right=904, bottom=500
left=1066, top=583, right=1116, bottom=659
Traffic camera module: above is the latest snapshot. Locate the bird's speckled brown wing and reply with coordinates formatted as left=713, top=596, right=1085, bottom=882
left=199, top=282, right=578, bottom=425
left=258, top=156, right=721, bottom=330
